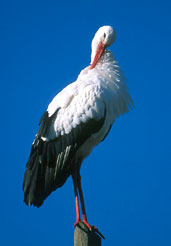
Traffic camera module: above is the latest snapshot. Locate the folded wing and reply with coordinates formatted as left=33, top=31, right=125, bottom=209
left=23, top=84, right=106, bottom=207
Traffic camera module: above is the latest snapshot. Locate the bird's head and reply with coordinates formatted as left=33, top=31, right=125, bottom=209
left=90, top=26, right=116, bottom=69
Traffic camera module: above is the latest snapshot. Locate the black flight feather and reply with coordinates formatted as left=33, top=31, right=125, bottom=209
left=23, top=109, right=106, bottom=207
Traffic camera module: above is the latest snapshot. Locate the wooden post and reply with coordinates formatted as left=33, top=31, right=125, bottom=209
left=74, top=222, right=104, bottom=246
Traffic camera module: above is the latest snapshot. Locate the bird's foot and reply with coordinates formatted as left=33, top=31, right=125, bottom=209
left=74, top=219, right=81, bottom=228
left=82, top=219, right=105, bottom=239
left=74, top=219, right=92, bottom=230
left=74, top=220, right=105, bottom=239
left=82, top=219, right=93, bottom=231
left=84, top=221, right=105, bottom=239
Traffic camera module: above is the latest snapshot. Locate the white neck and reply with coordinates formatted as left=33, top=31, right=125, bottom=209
left=90, top=43, right=98, bottom=64
left=92, top=49, right=113, bottom=68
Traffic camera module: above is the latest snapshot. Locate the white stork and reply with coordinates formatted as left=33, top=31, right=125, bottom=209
left=23, top=26, right=133, bottom=230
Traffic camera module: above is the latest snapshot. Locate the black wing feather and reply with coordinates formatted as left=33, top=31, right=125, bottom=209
left=23, top=109, right=106, bottom=207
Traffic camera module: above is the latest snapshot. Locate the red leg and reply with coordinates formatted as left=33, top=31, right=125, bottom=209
left=72, top=167, right=105, bottom=238
left=77, top=174, right=92, bottom=230
left=72, top=171, right=81, bottom=227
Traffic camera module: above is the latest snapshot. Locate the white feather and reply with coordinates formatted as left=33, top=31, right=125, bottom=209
left=43, top=26, right=133, bottom=159
left=44, top=49, right=133, bottom=145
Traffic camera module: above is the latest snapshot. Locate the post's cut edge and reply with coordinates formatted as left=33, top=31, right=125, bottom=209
left=74, top=222, right=104, bottom=246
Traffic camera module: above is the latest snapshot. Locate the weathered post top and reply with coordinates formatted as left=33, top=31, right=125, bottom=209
left=74, top=222, right=104, bottom=246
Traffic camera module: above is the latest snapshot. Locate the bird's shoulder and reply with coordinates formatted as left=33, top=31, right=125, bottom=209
left=38, top=80, right=106, bottom=141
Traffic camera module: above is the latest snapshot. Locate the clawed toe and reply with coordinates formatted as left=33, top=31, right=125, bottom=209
left=74, top=219, right=81, bottom=228
left=74, top=220, right=105, bottom=239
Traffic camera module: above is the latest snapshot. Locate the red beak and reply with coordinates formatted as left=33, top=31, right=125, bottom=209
left=90, top=42, right=106, bottom=69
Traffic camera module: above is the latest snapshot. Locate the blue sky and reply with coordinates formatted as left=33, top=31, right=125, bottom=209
left=0, top=0, right=171, bottom=245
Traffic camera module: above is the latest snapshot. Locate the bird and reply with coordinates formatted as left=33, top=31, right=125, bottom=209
left=23, top=25, right=133, bottom=230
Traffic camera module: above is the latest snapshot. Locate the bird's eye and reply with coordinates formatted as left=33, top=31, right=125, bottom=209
left=103, top=33, right=106, bottom=39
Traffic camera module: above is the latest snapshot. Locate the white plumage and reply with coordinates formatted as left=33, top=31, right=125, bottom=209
left=46, top=52, right=132, bottom=144
left=23, top=25, right=133, bottom=230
